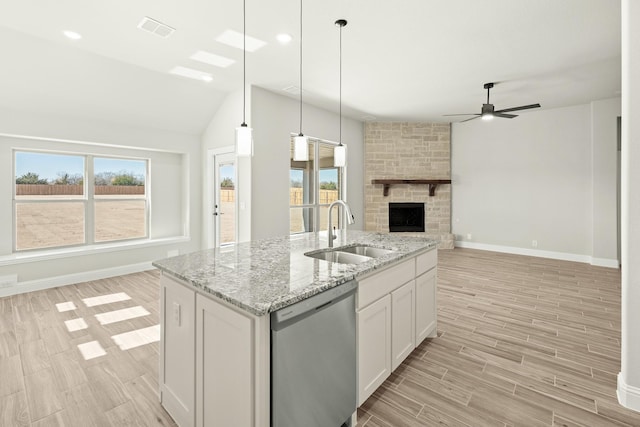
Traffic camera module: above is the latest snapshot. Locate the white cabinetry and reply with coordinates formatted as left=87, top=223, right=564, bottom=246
left=357, top=294, right=391, bottom=405
left=391, top=280, right=416, bottom=371
left=416, top=268, right=437, bottom=343
left=160, top=274, right=196, bottom=427
left=356, top=248, right=437, bottom=406
left=160, top=274, right=269, bottom=427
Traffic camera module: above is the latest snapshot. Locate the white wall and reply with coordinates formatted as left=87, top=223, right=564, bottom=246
left=452, top=100, right=620, bottom=265
left=250, top=87, right=364, bottom=240
left=0, top=107, right=202, bottom=290
left=592, top=98, right=622, bottom=265
left=619, top=0, right=640, bottom=411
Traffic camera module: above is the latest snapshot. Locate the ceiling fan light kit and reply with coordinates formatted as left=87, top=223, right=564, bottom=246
left=445, top=82, right=541, bottom=123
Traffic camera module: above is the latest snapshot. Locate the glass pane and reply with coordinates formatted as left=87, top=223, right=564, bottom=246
left=95, top=200, right=146, bottom=242
left=319, top=168, right=339, bottom=204
left=16, top=202, right=85, bottom=250
left=290, top=138, right=315, bottom=205
left=319, top=205, right=339, bottom=233
left=94, top=157, right=146, bottom=197
left=290, top=207, right=315, bottom=234
left=219, top=163, right=235, bottom=245
left=15, top=152, right=84, bottom=199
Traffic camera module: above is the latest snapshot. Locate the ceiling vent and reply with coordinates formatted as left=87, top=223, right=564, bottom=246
left=137, top=16, right=175, bottom=38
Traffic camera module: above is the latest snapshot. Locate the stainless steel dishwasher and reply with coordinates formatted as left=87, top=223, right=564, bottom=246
left=271, top=280, right=357, bottom=427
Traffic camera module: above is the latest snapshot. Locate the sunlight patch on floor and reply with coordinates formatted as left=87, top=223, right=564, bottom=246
left=77, top=340, right=107, bottom=360
left=65, top=317, right=88, bottom=332
left=56, top=301, right=77, bottom=312
left=111, top=324, right=160, bottom=351
left=95, top=306, right=150, bottom=325
left=82, top=292, right=131, bottom=307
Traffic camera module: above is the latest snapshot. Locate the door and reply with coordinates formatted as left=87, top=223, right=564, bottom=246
left=391, top=280, right=415, bottom=371
left=209, top=152, right=237, bottom=248
left=357, top=294, right=391, bottom=406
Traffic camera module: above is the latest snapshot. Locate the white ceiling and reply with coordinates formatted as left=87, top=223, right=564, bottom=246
left=0, top=0, right=621, bottom=135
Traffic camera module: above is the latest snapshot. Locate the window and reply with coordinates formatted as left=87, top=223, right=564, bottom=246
left=289, top=138, right=344, bottom=234
left=14, top=150, right=148, bottom=251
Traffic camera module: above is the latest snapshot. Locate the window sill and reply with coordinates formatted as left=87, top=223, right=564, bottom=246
left=0, top=236, right=191, bottom=266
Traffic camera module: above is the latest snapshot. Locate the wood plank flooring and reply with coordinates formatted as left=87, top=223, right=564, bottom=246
left=1, top=249, right=639, bottom=426
left=0, top=270, right=175, bottom=427
left=358, top=248, right=640, bottom=427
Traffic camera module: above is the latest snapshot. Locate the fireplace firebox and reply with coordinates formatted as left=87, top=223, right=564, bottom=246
left=389, top=203, right=425, bottom=232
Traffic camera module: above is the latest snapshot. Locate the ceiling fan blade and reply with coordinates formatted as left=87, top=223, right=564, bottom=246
left=443, top=113, right=479, bottom=117
left=494, top=113, right=517, bottom=119
left=460, top=116, right=481, bottom=123
left=495, top=103, right=541, bottom=114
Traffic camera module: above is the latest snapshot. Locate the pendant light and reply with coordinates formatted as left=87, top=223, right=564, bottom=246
left=236, top=0, right=253, bottom=156
left=334, top=19, right=347, bottom=167
left=293, top=0, right=309, bottom=161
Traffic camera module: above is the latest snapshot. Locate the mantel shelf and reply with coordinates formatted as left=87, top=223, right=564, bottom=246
left=371, top=179, right=452, bottom=197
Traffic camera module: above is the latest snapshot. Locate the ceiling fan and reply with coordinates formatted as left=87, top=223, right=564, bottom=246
left=444, top=83, right=541, bottom=123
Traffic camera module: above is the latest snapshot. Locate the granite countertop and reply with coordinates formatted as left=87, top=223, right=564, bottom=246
left=152, top=230, right=437, bottom=316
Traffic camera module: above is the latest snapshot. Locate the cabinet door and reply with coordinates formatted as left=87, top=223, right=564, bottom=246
left=415, top=268, right=437, bottom=345
left=357, top=294, right=391, bottom=406
left=391, top=280, right=416, bottom=371
left=196, top=294, right=253, bottom=427
left=160, top=275, right=196, bottom=427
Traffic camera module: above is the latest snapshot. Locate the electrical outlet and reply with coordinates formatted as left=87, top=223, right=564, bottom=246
left=532, top=240, right=538, bottom=248
left=467, top=233, right=472, bottom=240
left=173, top=302, right=181, bottom=326
left=167, top=249, right=179, bottom=258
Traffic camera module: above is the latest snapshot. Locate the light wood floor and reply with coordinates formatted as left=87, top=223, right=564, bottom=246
left=358, top=248, right=640, bottom=427
left=1, top=249, right=639, bottom=426
left=0, top=270, right=176, bottom=426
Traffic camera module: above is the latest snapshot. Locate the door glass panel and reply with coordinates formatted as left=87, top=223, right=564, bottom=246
left=290, top=207, right=314, bottom=234
left=218, top=162, right=235, bottom=245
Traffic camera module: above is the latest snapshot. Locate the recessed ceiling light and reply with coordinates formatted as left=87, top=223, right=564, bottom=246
left=190, top=51, right=235, bottom=68
left=170, top=66, right=213, bottom=82
left=276, top=33, right=292, bottom=44
left=216, top=29, right=266, bottom=52
left=63, top=30, right=82, bottom=40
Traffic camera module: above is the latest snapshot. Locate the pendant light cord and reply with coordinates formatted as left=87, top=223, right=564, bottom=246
left=242, top=0, right=246, bottom=125
left=299, top=0, right=303, bottom=136
left=339, top=22, right=342, bottom=145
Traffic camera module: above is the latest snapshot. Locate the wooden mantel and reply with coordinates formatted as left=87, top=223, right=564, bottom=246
left=371, top=179, right=452, bottom=197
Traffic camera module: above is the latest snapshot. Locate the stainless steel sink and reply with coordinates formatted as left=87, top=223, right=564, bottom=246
left=339, top=245, right=396, bottom=258
left=305, top=250, right=372, bottom=264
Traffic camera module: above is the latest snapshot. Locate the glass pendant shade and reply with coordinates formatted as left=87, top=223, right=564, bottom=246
left=293, top=134, right=309, bottom=161
left=334, top=144, right=346, bottom=167
left=236, top=124, right=253, bottom=156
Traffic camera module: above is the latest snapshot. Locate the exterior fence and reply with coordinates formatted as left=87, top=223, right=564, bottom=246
left=290, top=188, right=339, bottom=205
left=16, top=184, right=145, bottom=196
left=219, top=188, right=338, bottom=205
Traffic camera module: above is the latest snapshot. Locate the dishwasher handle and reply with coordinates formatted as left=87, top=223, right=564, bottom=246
left=271, top=280, right=357, bottom=331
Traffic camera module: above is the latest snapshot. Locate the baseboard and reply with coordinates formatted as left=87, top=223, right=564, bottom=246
left=591, top=257, right=620, bottom=268
left=454, top=241, right=619, bottom=268
left=618, top=372, right=640, bottom=412
left=0, top=262, right=155, bottom=297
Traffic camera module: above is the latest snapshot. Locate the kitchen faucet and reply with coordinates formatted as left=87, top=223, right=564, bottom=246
left=327, top=200, right=355, bottom=247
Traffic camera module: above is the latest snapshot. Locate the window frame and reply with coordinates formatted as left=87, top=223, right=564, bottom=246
left=13, top=149, right=150, bottom=253
left=289, top=137, right=346, bottom=234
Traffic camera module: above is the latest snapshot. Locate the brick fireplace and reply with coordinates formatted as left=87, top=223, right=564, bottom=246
left=364, top=122, right=454, bottom=249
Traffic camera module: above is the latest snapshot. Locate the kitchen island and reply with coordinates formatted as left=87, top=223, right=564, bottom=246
left=153, top=230, right=438, bottom=427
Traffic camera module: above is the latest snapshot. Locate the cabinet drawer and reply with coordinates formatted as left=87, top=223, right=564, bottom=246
left=357, top=258, right=414, bottom=310
left=416, top=249, right=437, bottom=276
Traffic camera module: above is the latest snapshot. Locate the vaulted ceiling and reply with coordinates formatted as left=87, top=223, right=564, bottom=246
left=0, top=0, right=621, bottom=134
